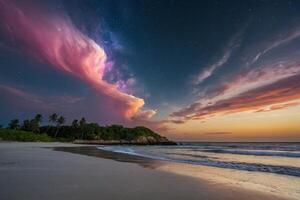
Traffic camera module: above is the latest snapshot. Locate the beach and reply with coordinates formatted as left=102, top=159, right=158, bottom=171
left=0, top=142, right=289, bottom=200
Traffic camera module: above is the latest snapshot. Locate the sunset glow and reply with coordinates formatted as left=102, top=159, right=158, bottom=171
left=0, top=0, right=299, bottom=141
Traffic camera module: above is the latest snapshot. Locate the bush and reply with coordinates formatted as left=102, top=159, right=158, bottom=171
left=0, top=129, right=53, bottom=142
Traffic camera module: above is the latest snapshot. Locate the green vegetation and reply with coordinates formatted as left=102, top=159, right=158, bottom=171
left=0, top=113, right=172, bottom=144
left=0, top=129, right=53, bottom=142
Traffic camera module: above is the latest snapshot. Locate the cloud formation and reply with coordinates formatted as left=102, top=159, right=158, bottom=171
left=180, top=22, right=300, bottom=126
left=201, top=60, right=300, bottom=105
left=172, top=73, right=300, bottom=121
left=250, top=26, right=300, bottom=64
left=255, top=102, right=300, bottom=113
left=0, top=84, right=45, bottom=105
left=0, top=0, right=154, bottom=120
left=202, top=132, right=232, bottom=135
left=172, top=24, right=300, bottom=123
left=0, top=84, right=86, bottom=110
left=193, top=50, right=231, bottom=85
left=192, top=29, right=243, bottom=85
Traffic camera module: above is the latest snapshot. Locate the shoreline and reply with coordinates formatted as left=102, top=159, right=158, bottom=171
left=56, top=145, right=298, bottom=200
left=0, top=142, right=289, bottom=200
left=73, top=139, right=177, bottom=145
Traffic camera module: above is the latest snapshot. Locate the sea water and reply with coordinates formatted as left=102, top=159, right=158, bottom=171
left=97, top=142, right=300, bottom=199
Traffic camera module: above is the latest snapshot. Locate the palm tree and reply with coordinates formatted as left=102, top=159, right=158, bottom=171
left=72, top=119, right=78, bottom=128
left=34, top=114, right=42, bottom=124
left=79, top=117, right=86, bottom=139
left=30, top=114, right=43, bottom=133
left=49, top=113, right=58, bottom=125
left=57, top=116, right=66, bottom=126
left=71, top=119, right=79, bottom=140
left=79, top=117, right=86, bottom=127
left=55, top=116, right=65, bottom=137
left=8, top=119, right=19, bottom=130
left=47, top=113, right=58, bottom=135
left=21, top=119, right=31, bottom=131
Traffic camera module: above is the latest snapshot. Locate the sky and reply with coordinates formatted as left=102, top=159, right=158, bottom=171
left=0, top=0, right=299, bottom=141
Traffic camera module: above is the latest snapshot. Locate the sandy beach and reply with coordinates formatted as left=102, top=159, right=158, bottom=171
left=0, top=142, right=288, bottom=200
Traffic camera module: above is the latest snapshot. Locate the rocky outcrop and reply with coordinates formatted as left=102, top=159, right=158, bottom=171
left=73, top=126, right=177, bottom=145
left=73, top=136, right=177, bottom=145
left=134, top=135, right=175, bottom=145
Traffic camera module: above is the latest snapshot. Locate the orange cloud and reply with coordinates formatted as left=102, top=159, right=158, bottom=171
left=172, top=74, right=300, bottom=121
left=255, top=102, right=300, bottom=112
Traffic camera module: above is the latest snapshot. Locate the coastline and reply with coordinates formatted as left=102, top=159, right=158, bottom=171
left=73, top=139, right=177, bottom=145
left=0, top=142, right=288, bottom=200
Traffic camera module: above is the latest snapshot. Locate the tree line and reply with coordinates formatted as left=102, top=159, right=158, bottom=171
left=4, top=113, right=165, bottom=142
left=8, top=113, right=65, bottom=134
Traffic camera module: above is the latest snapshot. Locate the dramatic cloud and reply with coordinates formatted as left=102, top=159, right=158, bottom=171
left=173, top=23, right=300, bottom=124
left=0, top=0, right=154, bottom=120
left=201, top=60, right=300, bottom=105
left=172, top=74, right=300, bottom=121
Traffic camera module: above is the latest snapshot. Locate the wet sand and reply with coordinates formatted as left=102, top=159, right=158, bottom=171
left=0, top=142, right=287, bottom=200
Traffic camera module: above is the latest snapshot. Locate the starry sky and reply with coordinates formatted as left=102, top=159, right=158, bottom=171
left=0, top=0, right=300, bottom=141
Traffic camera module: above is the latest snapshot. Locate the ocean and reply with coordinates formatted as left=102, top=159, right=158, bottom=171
left=97, top=142, right=300, bottom=199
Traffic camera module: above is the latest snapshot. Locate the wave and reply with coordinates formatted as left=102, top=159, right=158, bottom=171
left=97, top=145, right=300, bottom=177
left=196, top=149, right=300, bottom=157
left=179, top=142, right=300, bottom=151
left=97, top=146, right=169, bottom=161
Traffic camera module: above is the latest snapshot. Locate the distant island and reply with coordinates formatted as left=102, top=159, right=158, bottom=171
left=0, top=113, right=176, bottom=145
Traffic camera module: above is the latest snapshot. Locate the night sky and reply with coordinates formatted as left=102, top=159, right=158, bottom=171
left=0, top=0, right=300, bottom=141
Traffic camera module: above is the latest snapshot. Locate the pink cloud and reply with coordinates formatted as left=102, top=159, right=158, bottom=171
left=171, top=74, right=300, bottom=121
left=194, top=60, right=300, bottom=108
left=0, top=84, right=52, bottom=111
left=0, top=84, right=88, bottom=110
left=181, top=22, right=300, bottom=124
left=255, top=102, right=300, bottom=113
left=0, top=0, right=152, bottom=120
left=131, top=109, right=157, bottom=121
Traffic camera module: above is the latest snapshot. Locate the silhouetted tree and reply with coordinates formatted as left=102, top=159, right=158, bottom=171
left=79, top=118, right=86, bottom=127
left=26, top=114, right=43, bottom=133
left=49, top=113, right=58, bottom=125
left=57, top=116, right=66, bottom=126
left=8, top=119, right=19, bottom=130
left=7, top=113, right=168, bottom=143
left=72, top=119, right=78, bottom=128
left=21, top=120, right=31, bottom=131
left=29, top=119, right=39, bottom=133
left=78, top=117, right=86, bottom=139
left=70, top=119, right=79, bottom=139
left=34, top=114, right=42, bottom=125
left=55, top=116, right=65, bottom=137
